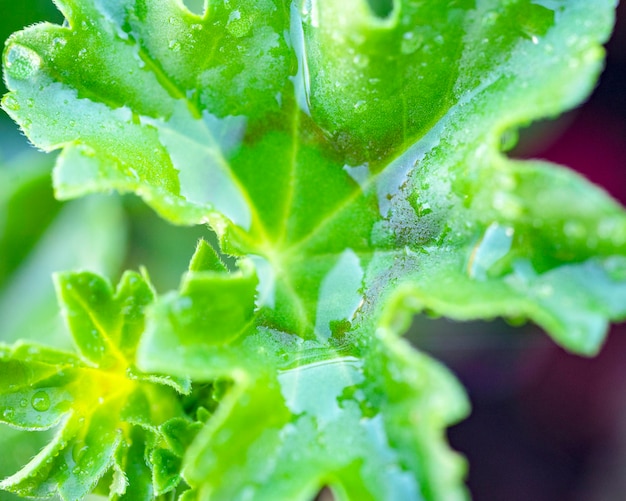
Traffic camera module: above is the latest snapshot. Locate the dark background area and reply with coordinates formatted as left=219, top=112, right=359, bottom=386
left=1, top=2, right=625, bottom=501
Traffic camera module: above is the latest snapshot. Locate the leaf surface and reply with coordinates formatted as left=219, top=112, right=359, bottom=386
left=0, top=272, right=195, bottom=500
left=2, top=0, right=625, bottom=499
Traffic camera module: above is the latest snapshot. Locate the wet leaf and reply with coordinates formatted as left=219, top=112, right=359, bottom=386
left=2, top=0, right=624, bottom=499
left=0, top=273, right=192, bottom=500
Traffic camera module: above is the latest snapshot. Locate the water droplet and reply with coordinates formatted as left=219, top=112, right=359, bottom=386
left=353, top=54, right=369, bottom=68
left=353, top=99, right=367, bottom=111
left=6, top=44, right=42, bottom=80
left=483, top=10, right=498, bottom=26
left=564, top=221, right=585, bottom=240
left=52, top=37, right=67, bottom=49
left=31, top=391, right=51, bottom=412
left=492, top=191, right=521, bottom=218
left=19, top=398, right=28, bottom=408
left=2, top=408, right=15, bottom=420
left=3, top=95, right=20, bottom=111
left=168, top=40, right=181, bottom=52
left=400, top=31, right=424, bottom=54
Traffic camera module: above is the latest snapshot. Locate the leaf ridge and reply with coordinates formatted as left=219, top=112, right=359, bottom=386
left=61, top=283, right=129, bottom=368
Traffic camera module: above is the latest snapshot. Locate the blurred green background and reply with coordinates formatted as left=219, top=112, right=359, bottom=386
left=0, top=2, right=625, bottom=501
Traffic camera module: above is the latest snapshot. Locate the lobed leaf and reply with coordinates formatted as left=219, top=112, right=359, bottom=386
left=3, top=0, right=624, bottom=353
left=0, top=272, right=194, bottom=500
left=2, top=0, right=626, bottom=499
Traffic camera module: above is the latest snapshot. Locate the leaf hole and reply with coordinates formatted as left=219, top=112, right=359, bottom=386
left=182, top=0, right=206, bottom=17
left=366, top=0, right=395, bottom=19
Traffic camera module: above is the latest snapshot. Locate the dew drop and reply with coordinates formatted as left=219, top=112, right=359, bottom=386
left=483, top=10, right=498, bottom=25
left=401, top=31, right=423, bottom=55
left=2, top=408, right=15, bottom=420
left=168, top=40, right=181, bottom=52
left=353, top=54, right=369, bottom=68
left=5, top=44, right=42, bottom=80
left=31, top=391, right=51, bottom=412
left=353, top=100, right=367, bottom=111
left=564, top=221, right=585, bottom=240
left=3, top=95, right=19, bottom=111
left=19, top=398, right=28, bottom=408
left=52, top=37, right=67, bottom=49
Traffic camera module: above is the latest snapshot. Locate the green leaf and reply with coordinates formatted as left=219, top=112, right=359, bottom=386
left=0, top=272, right=193, bottom=500
left=0, top=343, right=79, bottom=430
left=188, top=239, right=228, bottom=273
left=137, top=263, right=469, bottom=500
left=3, top=0, right=625, bottom=499
left=3, top=0, right=623, bottom=352
left=137, top=242, right=468, bottom=499
left=55, top=270, right=155, bottom=367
